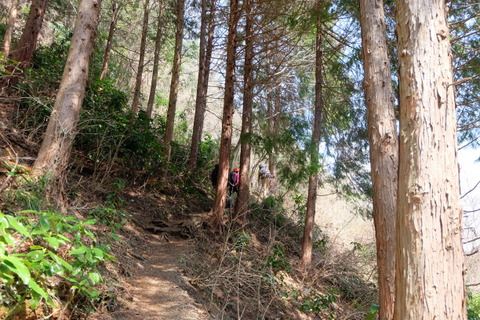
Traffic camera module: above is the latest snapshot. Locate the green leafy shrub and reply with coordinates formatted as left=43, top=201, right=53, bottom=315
left=266, top=244, right=291, bottom=274
left=13, top=32, right=71, bottom=139
left=2, top=174, right=54, bottom=213
left=0, top=210, right=114, bottom=318
left=292, top=288, right=336, bottom=315
left=468, top=291, right=480, bottom=320
left=76, top=79, right=165, bottom=174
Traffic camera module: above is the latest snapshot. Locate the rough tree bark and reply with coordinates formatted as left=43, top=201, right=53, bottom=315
left=146, top=0, right=166, bottom=118
left=394, top=0, right=466, bottom=318
left=131, top=0, right=150, bottom=113
left=211, top=0, right=240, bottom=231
left=32, top=0, right=102, bottom=183
left=164, top=0, right=186, bottom=161
left=299, top=3, right=324, bottom=271
left=187, top=0, right=216, bottom=169
left=234, top=0, right=254, bottom=223
left=359, top=0, right=398, bottom=318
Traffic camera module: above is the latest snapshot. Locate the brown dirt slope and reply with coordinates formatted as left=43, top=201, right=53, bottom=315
left=93, top=236, right=211, bottom=320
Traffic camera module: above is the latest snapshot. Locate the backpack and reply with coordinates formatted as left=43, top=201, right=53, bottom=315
left=228, top=171, right=237, bottom=185
left=259, top=164, right=270, bottom=179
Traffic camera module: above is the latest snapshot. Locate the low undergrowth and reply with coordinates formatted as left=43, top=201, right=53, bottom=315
left=184, top=196, right=378, bottom=320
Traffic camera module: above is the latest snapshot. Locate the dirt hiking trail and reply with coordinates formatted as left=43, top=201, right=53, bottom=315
left=94, top=234, right=211, bottom=320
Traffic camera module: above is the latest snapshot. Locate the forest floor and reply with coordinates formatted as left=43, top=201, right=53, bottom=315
left=83, top=183, right=216, bottom=320
left=92, top=235, right=211, bottom=320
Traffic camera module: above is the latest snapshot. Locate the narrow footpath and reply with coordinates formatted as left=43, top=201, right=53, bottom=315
left=94, top=235, right=211, bottom=320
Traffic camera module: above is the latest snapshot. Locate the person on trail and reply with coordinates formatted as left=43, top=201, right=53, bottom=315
left=226, top=167, right=239, bottom=209
left=258, top=163, right=272, bottom=197
left=211, top=163, right=219, bottom=188
left=228, top=167, right=239, bottom=196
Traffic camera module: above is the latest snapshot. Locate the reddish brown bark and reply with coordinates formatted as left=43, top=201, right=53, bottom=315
left=187, top=0, right=216, bottom=169
left=164, top=0, right=186, bottom=161
left=131, top=0, right=150, bottom=113
left=299, top=3, right=324, bottom=272
left=359, top=0, right=398, bottom=318
left=394, top=0, right=466, bottom=318
left=234, top=0, right=254, bottom=223
left=211, top=0, right=240, bottom=231
left=33, top=0, right=101, bottom=183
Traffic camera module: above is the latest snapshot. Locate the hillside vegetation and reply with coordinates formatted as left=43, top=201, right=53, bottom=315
left=2, top=0, right=480, bottom=318
left=0, top=99, right=377, bottom=319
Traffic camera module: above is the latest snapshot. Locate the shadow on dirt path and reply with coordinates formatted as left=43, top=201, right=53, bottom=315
left=94, top=235, right=211, bottom=320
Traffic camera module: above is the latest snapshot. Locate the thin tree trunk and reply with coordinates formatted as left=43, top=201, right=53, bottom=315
left=394, top=0, right=466, bottom=318
left=211, top=0, right=240, bottom=231
left=1, top=0, right=48, bottom=89
left=146, top=0, right=166, bottom=118
left=234, top=0, right=254, bottom=223
left=131, top=0, right=150, bottom=113
left=164, top=0, right=186, bottom=161
left=270, top=86, right=281, bottom=179
left=187, top=0, right=216, bottom=169
left=299, top=6, right=324, bottom=272
left=99, top=0, right=121, bottom=80
left=11, top=0, right=48, bottom=67
left=2, top=0, right=20, bottom=58
left=32, top=0, right=102, bottom=183
left=359, top=0, right=398, bottom=318
left=267, top=84, right=275, bottom=175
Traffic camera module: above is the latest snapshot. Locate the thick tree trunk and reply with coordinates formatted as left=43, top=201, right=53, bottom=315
left=32, top=0, right=101, bottom=182
left=2, top=0, right=20, bottom=58
left=164, top=0, right=186, bottom=161
left=234, top=0, right=254, bottom=223
left=146, top=1, right=166, bottom=118
left=394, top=0, right=466, bottom=318
left=299, top=8, right=324, bottom=272
left=99, top=0, right=121, bottom=80
left=211, top=0, right=239, bottom=230
left=131, top=0, right=150, bottom=113
left=359, top=0, right=398, bottom=319
left=187, top=0, right=216, bottom=170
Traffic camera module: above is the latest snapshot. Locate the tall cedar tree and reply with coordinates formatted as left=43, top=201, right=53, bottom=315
left=99, top=0, right=122, bottom=80
left=211, top=0, right=240, bottom=230
left=299, top=0, right=325, bottom=271
left=147, top=0, right=166, bottom=118
left=394, top=0, right=466, bottom=318
left=164, top=0, right=186, bottom=161
left=33, top=0, right=102, bottom=184
left=234, top=0, right=254, bottom=222
left=359, top=0, right=398, bottom=318
left=188, top=0, right=216, bottom=169
left=131, top=0, right=150, bottom=113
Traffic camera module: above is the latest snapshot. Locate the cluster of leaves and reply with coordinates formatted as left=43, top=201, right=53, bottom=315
left=266, top=244, right=291, bottom=275
left=468, top=291, right=480, bottom=320
left=75, top=78, right=165, bottom=174
left=291, top=288, right=336, bottom=317
left=87, top=178, right=129, bottom=238
left=0, top=210, right=114, bottom=318
left=13, top=38, right=71, bottom=141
